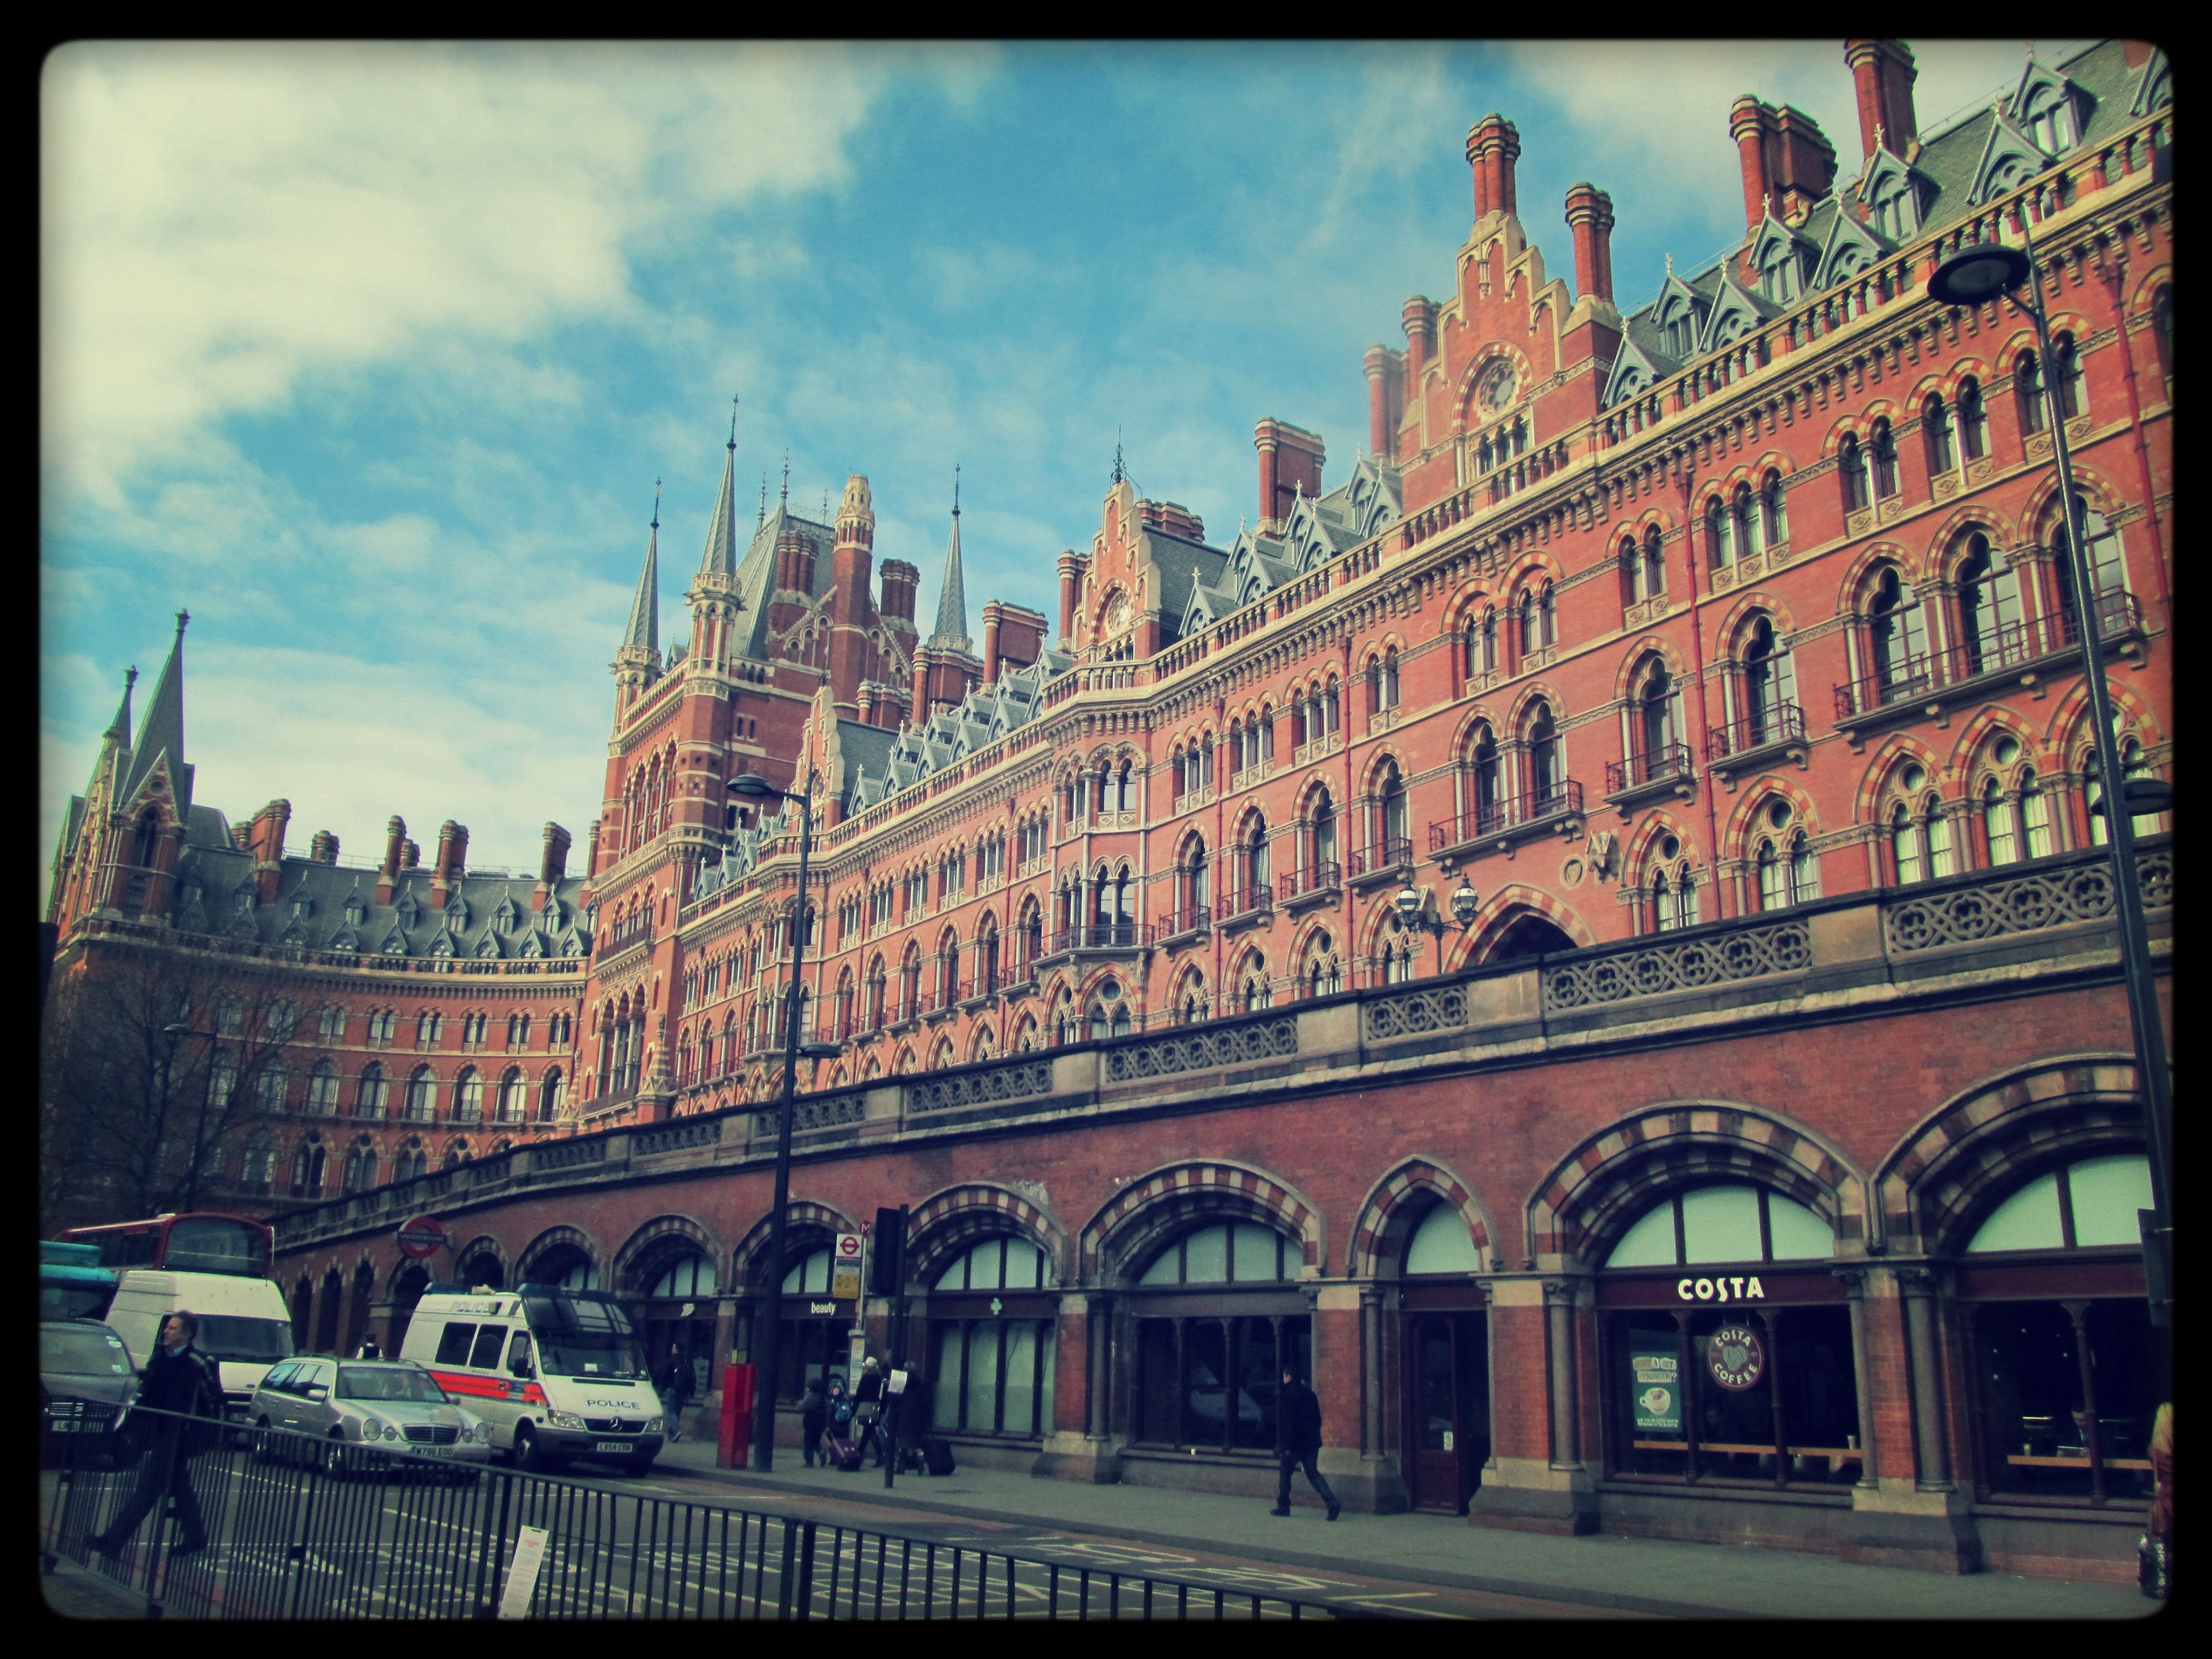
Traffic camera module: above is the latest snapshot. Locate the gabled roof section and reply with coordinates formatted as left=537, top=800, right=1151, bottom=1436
left=1601, top=326, right=1674, bottom=406
left=2010, top=56, right=2088, bottom=148
left=118, top=612, right=192, bottom=818
left=1964, top=103, right=2051, bottom=205
left=1698, top=270, right=1780, bottom=353
left=1854, top=144, right=1929, bottom=208
left=2128, top=46, right=2172, bottom=117
left=1810, top=205, right=1894, bottom=289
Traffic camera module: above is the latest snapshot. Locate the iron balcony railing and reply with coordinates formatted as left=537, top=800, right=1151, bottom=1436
left=41, top=1408, right=1333, bottom=1621
left=1427, top=780, right=1584, bottom=851
left=1347, top=838, right=1413, bottom=879
left=593, top=914, right=653, bottom=959
left=1834, top=592, right=2143, bottom=719
left=1219, top=884, right=1273, bottom=921
left=1705, top=699, right=1807, bottom=763
left=1159, top=906, right=1211, bottom=938
left=1604, top=743, right=1694, bottom=795
left=1051, top=921, right=1150, bottom=952
left=1275, top=862, right=1341, bottom=901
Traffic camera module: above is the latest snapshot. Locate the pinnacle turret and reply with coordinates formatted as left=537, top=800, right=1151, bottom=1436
left=698, top=395, right=742, bottom=578
left=623, top=486, right=661, bottom=654
left=118, top=610, right=191, bottom=815
left=929, top=465, right=972, bottom=652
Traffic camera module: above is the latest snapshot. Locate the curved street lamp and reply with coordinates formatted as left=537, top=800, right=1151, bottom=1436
left=1928, top=234, right=2173, bottom=1324
left=1393, top=878, right=1483, bottom=973
left=727, top=768, right=832, bottom=1469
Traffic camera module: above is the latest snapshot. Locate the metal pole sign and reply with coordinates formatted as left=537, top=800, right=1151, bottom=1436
left=497, top=1525, right=551, bottom=1619
left=831, top=1231, right=863, bottom=1302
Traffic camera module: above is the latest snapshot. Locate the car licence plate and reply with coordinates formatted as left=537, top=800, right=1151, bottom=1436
left=594, top=1441, right=628, bottom=1454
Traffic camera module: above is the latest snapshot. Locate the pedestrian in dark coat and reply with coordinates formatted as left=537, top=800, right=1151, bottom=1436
left=799, top=1380, right=828, bottom=1468
left=1271, top=1368, right=1340, bottom=1521
left=853, top=1357, right=887, bottom=1467
left=655, top=1344, right=693, bottom=1442
left=90, top=1312, right=224, bottom=1558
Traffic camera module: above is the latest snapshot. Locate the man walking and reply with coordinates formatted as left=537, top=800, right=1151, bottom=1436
left=1271, top=1366, right=1341, bottom=1521
left=89, top=1311, right=223, bottom=1559
left=655, top=1343, right=693, bottom=1443
left=853, top=1356, right=888, bottom=1468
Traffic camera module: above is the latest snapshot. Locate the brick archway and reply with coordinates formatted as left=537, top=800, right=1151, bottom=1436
left=730, top=1200, right=863, bottom=1287
left=1081, top=1159, right=1324, bottom=1282
left=515, top=1223, right=604, bottom=1285
left=612, top=1213, right=727, bottom=1293
left=1528, top=1100, right=1866, bottom=1269
left=1345, top=1156, right=1496, bottom=1277
left=453, top=1233, right=510, bottom=1287
left=1873, top=1053, right=2143, bottom=1256
left=906, top=1182, right=1069, bottom=1287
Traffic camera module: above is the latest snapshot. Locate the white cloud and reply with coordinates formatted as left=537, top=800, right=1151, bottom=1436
left=40, top=41, right=945, bottom=508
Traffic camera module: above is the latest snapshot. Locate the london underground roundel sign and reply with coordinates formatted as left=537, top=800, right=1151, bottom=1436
left=396, top=1215, right=450, bottom=1260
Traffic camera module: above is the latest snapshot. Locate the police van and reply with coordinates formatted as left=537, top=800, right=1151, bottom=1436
left=399, top=1284, right=664, bottom=1475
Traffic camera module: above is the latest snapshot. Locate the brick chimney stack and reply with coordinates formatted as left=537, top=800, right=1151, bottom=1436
left=1845, top=39, right=1918, bottom=160
left=376, top=815, right=406, bottom=904
left=1363, top=345, right=1397, bottom=458
left=1731, top=97, right=1780, bottom=230
left=1564, top=183, right=1616, bottom=304
left=879, top=559, right=919, bottom=624
left=535, top=822, right=570, bottom=912
left=400, top=838, right=420, bottom=870
left=1255, top=419, right=1323, bottom=526
left=1402, top=296, right=1436, bottom=393
left=1057, top=550, right=1085, bottom=649
left=1771, top=106, right=1837, bottom=221
left=981, top=601, right=1004, bottom=686
left=1466, top=115, right=1522, bottom=221
left=251, top=798, right=292, bottom=903
left=309, top=830, right=339, bottom=865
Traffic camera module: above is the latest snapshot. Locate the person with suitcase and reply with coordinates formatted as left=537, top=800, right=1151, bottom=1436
left=822, top=1378, right=863, bottom=1472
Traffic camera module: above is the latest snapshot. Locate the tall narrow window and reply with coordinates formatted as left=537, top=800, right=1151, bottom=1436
left=1378, top=763, right=1407, bottom=852
left=1869, top=419, right=1898, bottom=502
left=1639, top=664, right=1675, bottom=765
left=1959, top=379, right=1988, bottom=460
left=2017, top=351, right=2047, bottom=435
left=2052, top=333, right=2084, bottom=421
left=1924, top=395, right=1957, bottom=476
left=1735, top=483, right=1761, bottom=559
left=1539, top=582, right=1556, bottom=647
left=1642, top=528, right=1666, bottom=599
left=1707, top=498, right=1734, bottom=569
left=1471, top=726, right=1501, bottom=830
left=1839, top=436, right=1869, bottom=512
left=1958, top=535, right=2023, bottom=674
left=1984, top=777, right=2018, bottom=867
left=2022, top=770, right=2055, bottom=857
left=1787, top=831, right=1819, bottom=904
left=1761, top=473, right=1788, bottom=546
left=1868, top=568, right=1926, bottom=694
left=1517, top=590, right=1537, bottom=654
left=1891, top=802, right=1922, bottom=885
left=1528, top=702, right=1562, bottom=808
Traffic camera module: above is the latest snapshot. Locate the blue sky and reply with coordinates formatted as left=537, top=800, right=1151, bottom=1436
left=40, top=39, right=2088, bottom=905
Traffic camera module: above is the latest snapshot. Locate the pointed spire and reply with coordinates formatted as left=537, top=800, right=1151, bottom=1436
left=105, top=665, right=139, bottom=747
left=930, top=466, right=971, bottom=652
left=698, top=400, right=742, bottom=577
left=119, top=611, right=190, bottom=812
left=758, top=474, right=768, bottom=527
left=624, top=484, right=661, bottom=653
left=1111, top=427, right=1126, bottom=486
left=780, top=452, right=789, bottom=508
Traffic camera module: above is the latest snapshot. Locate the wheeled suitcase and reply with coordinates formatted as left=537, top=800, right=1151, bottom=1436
left=822, top=1426, right=865, bottom=1472
left=925, top=1438, right=956, bottom=1477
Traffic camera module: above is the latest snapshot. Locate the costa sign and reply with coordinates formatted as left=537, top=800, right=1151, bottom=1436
left=1707, top=1323, right=1766, bottom=1391
left=1676, top=1274, right=1767, bottom=1303
left=395, top=1215, right=451, bottom=1260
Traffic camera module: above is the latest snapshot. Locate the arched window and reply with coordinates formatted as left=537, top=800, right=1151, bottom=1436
left=1526, top=702, right=1562, bottom=810
left=498, top=1068, right=526, bottom=1122
left=1734, top=483, right=1760, bottom=561
left=1839, top=435, right=1869, bottom=512
left=1923, top=394, right=1956, bottom=476
left=292, top=1140, right=326, bottom=1198
left=1238, top=952, right=1271, bottom=1013
left=1705, top=497, right=1734, bottom=570
left=1867, top=418, right=1897, bottom=502
left=927, top=1237, right=1056, bottom=1438
left=356, top=1062, right=387, bottom=1118
left=1867, top=567, right=1927, bottom=697
left=1751, top=800, right=1815, bottom=910
left=646, top=1251, right=717, bottom=1299
left=452, top=1067, right=482, bottom=1122
left=1468, top=723, right=1501, bottom=832
left=2016, top=350, right=2047, bottom=435
left=1598, top=1182, right=1850, bottom=1485
left=1983, top=775, right=2018, bottom=867
left=1637, top=661, right=1676, bottom=767
left=306, top=1062, right=338, bottom=1115
left=1403, top=1204, right=1482, bottom=1274
left=1242, top=815, right=1270, bottom=902
left=1647, top=833, right=1697, bottom=932
left=2050, top=500, right=2130, bottom=617
left=1302, top=933, right=1343, bottom=1000
left=2152, top=285, right=2172, bottom=382
left=538, top=1068, right=565, bottom=1121
left=1308, top=790, right=1337, bottom=877
left=1884, top=763, right=1953, bottom=883
left=1381, top=647, right=1400, bottom=710
left=239, top=1134, right=276, bottom=1192
left=1130, top=1219, right=1310, bottom=1452
left=1958, top=1152, right=2158, bottom=1504
left=2051, top=332, right=2084, bottom=421
left=1760, top=473, right=1788, bottom=549
left=1376, top=760, right=1408, bottom=857
left=1517, top=588, right=1538, bottom=654
left=1086, top=979, right=1132, bottom=1041
left=1957, top=533, right=2024, bottom=674
left=1539, top=581, right=1556, bottom=647
left=1740, top=615, right=1796, bottom=747
left=1958, top=378, right=1987, bottom=461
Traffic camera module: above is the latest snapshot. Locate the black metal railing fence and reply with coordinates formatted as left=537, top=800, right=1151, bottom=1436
left=40, top=1408, right=1332, bottom=1621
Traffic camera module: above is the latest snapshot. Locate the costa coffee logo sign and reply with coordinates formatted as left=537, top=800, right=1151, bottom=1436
left=1676, top=1274, right=1766, bottom=1303
left=1707, top=1323, right=1766, bottom=1391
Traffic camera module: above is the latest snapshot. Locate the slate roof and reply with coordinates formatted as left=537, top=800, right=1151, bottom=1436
left=1603, top=39, right=2165, bottom=409
left=1171, top=453, right=1402, bottom=634
left=729, top=502, right=840, bottom=660
left=118, top=618, right=192, bottom=818
left=166, top=843, right=591, bottom=961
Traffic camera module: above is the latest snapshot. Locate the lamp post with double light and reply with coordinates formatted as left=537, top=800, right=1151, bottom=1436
left=1394, top=877, right=1483, bottom=974
left=727, top=769, right=840, bottom=1468
left=1927, top=236, right=2173, bottom=1323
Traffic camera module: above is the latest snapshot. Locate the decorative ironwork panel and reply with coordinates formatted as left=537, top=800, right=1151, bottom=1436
left=1363, top=983, right=1470, bottom=1041
left=909, top=1058, right=1055, bottom=1115
left=1543, top=920, right=1812, bottom=1010
left=1105, top=1015, right=1298, bottom=1082
left=1884, top=849, right=2171, bottom=954
left=754, top=1091, right=867, bottom=1138
left=635, top=1119, right=722, bottom=1156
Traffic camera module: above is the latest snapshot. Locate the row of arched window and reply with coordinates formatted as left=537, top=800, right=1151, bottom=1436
left=1840, top=343, right=2084, bottom=517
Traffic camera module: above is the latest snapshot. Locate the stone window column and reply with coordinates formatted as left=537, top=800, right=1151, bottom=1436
left=1359, top=1284, right=1384, bottom=1456
left=1835, top=1266, right=1881, bottom=1490
left=1897, top=1266, right=1953, bottom=1490
left=1543, top=1277, right=1582, bottom=1469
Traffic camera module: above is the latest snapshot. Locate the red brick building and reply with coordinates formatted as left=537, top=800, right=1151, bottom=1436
left=58, top=38, right=2172, bottom=1579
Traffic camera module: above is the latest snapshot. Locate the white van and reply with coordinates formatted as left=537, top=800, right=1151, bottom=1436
left=105, top=1270, right=296, bottom=1416
left=399, top=1286, right=664, bottom=1475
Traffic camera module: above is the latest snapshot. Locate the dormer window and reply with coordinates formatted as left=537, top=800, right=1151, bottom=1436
left=1759, top=244, right=1799, bottom=305
left=2022, top=85, right=2080, bottom=153
left=1870, top=181, right=1919, bottom=240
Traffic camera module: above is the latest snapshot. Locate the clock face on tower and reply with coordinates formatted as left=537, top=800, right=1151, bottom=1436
left=1108, top=594, right=1130, bottom=635
left=1476, top=362, right=1518, bottom=416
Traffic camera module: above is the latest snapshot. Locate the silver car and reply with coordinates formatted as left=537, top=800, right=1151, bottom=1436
left=249, top=1357, right=492, bottom=1478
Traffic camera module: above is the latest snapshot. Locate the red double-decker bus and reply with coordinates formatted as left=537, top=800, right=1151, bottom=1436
left=63, top=1212, right=275, bottom=1280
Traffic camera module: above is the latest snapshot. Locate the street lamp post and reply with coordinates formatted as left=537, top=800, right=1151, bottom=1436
left=728, top=769, right=837, bottom=1469
left=1394, top=878, right=1483, bottom=974
left=1928, top=233, right=2174, bottom=1323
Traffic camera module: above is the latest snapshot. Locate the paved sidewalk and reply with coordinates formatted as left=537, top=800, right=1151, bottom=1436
left=652, top=1435, right=2153, bottom=1621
